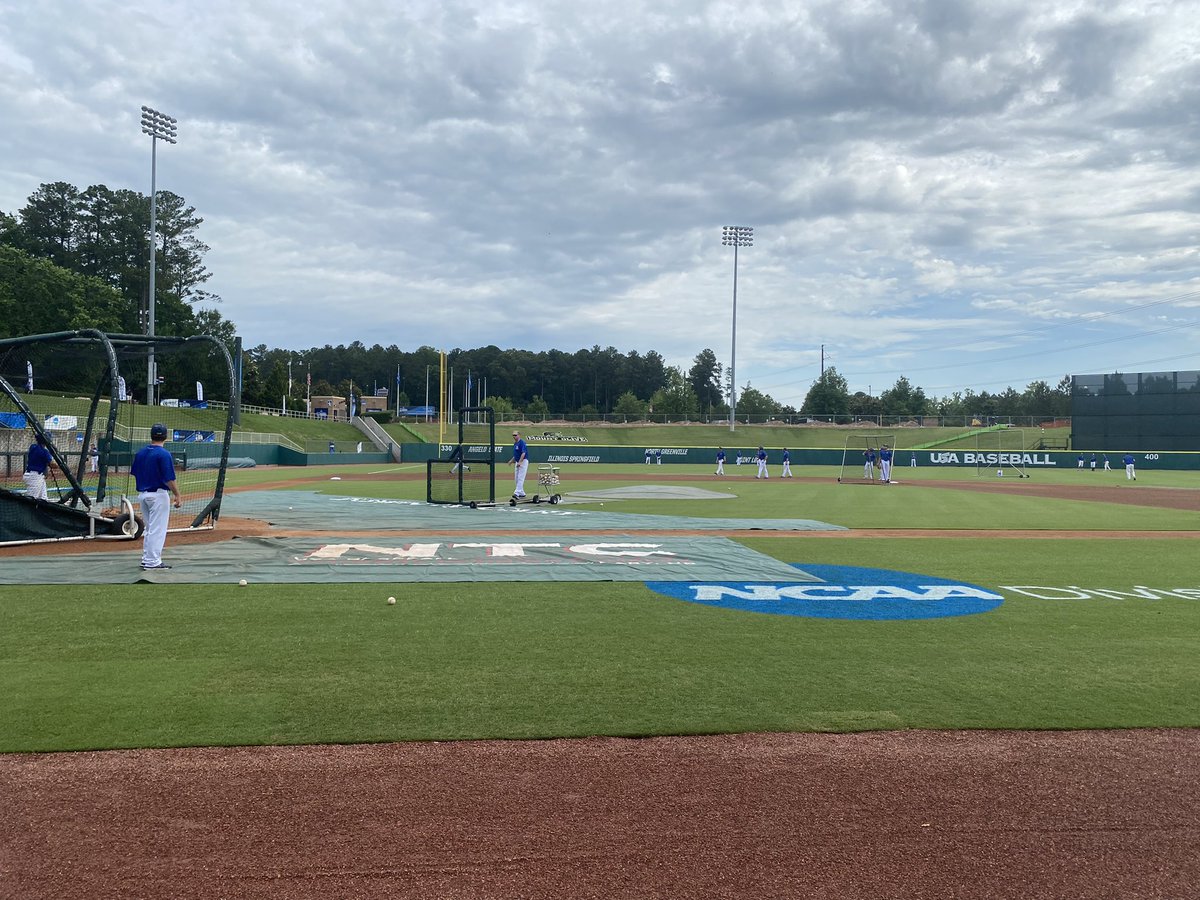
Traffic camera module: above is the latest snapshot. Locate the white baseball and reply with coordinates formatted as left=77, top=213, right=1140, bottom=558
left=238, top=579, right=248, bottom=586
left=387, top=596, right=397, bottom=605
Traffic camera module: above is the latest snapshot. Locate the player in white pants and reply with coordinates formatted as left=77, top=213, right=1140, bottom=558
left=755, top=446, right=769, bottom=479
left=879, top=445, right=893, bottom=483
left=863, top=447, right=876, bottom=480
left=23, top=435, right=52, bottom=500
left=131, top=424, right=182, bottom=569
left=1123, top=453, right=1136, bottom=481
left=511, top=430, right=529, bottom=497
left=715, top=447, right=726, bottom=475
left=138, top=489, right=174, bottom=568
left=781, top=448, right=792, bottom=477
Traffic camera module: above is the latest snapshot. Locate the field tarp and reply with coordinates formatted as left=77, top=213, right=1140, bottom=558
left=0, top=534, right=819, bottom=585
left=218, top=491, right=845, bottom=533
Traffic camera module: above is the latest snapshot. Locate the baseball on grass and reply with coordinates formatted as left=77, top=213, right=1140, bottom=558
left=238, top=579, right=248, bottom=586
left=387, top=596, right=397, bottom=605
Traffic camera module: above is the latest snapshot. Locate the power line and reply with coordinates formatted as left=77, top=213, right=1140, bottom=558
left=750, top=294, right=1200, bottom=400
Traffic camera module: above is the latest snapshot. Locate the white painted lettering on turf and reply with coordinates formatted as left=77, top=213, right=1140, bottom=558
left=1001, top=585, right=1200, bottom=600
left=451, top=542, right=561, bottom=557
left=299, top=541, right=678, bottom=562
left=305, top=543, right=441, bottom=560
left=690, top=585, right=1002, bottom=603
left=569, top=543, right=674, bottom=557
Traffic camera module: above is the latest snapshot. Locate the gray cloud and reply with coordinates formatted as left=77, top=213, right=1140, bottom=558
left=2, top=0, right=1199, bottom=406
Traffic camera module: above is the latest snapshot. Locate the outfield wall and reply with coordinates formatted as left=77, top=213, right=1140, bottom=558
left=210, top=441, right=1198, bottom=471
left=402, top=443, right=1200, bottom=471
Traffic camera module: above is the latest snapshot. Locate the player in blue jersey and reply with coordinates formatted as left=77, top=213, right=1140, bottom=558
left=715, top=447, right=726, bottom=475
left=510, top=430, right=529, bottom=498
left=23, top=434, right=53, bottom=500
left=863, top=446, right=876, bottom=480
left=879, top=445, right=893, bottom=483
left=755, top=446, right=768, bottom=479
left=130, top=424, right=182, bottom=570
left=1123, top=452, right=1136, bottom=481
left=780, top=448, right=792, bottom=477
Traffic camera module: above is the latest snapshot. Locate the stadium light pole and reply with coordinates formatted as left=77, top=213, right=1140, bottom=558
left=722, top=225, right=753, bottom=432
left=140, top=105, right=178, bottom=407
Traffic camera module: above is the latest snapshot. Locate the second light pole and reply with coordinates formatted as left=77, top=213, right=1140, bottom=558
left=722, top=225, right=753, bottom=431
left=141, top=105, right=178, bottom=406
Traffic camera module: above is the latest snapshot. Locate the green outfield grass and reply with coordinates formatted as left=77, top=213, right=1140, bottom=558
left=2, top=464, right=1197, bottom=753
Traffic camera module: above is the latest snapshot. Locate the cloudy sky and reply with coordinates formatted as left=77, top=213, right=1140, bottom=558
left=2, top=0, right=1199, bottom=407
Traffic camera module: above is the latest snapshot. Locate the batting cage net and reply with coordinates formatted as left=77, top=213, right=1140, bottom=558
left=974, top=427, right=1031, bottom=478
left=837, top=432, right=896, bottom=483
left=426, top=406, right=496, bottom=506
left=0, top=330, right=235, bottom=545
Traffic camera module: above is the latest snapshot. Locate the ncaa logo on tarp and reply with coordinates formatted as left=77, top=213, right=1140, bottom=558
left=646, top=564, right=1003, bottom=621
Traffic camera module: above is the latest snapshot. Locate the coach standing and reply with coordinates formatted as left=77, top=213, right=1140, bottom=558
left=510, top=429, right=529, bottom=499
left=131, top=423, right=181, bottom=570
left=23, top=434, right=52, bottom=500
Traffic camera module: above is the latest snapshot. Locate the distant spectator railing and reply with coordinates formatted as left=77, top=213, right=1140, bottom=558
left=205, top=400, right=333, bottom=421
left=234, top=431, right=302, bottom=451
left=486, top=413, right=1072, bottom=428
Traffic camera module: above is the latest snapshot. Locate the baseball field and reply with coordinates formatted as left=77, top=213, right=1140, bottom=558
left=2, top=456, right=1198, bottom=898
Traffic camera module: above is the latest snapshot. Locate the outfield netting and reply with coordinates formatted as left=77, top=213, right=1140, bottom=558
left=0, top=330, right=234, bottom=545
left=974, top=428, right=1031, bottom=478
left=837, top=432, right=896, bottom=483
left=427, top=406, right=497, bottom=506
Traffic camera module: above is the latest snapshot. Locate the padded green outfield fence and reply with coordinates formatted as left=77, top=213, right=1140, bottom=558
left=400, top=443, right=1200, bottom=470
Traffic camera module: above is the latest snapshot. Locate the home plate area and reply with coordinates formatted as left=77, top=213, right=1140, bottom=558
left=220, top=490, right=841, bottom=533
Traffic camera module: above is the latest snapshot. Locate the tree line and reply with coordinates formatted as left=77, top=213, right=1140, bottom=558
left=800, top=368, right=1071, bottom=422
left=2, top=180, right=1071, bottom=420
